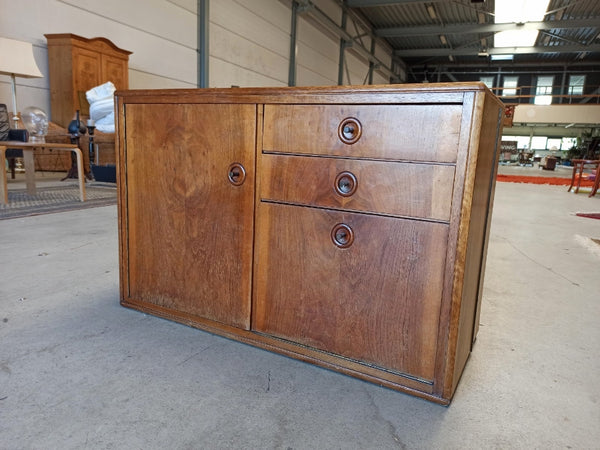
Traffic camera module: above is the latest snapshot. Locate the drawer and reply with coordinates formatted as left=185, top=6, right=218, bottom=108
left=253, top=203, right=449, bottom=382
left=263, top=104, right=462, bottom=163
left=260, top=154, right=454, bottom=221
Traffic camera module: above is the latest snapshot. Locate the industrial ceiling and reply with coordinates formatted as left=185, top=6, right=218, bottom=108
left=347, top=0, right=599, bottom=77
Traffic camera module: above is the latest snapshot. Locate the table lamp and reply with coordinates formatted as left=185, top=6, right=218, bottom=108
left=0, top=37, right=43, bottom=129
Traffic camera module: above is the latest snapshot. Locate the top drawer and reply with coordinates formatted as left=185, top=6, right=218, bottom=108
left=263, top=104, right=463, bottom=163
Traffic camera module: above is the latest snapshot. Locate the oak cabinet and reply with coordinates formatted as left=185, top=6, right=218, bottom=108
left=45, top=33, right=131, bottom=128
left=116, top=84, right=504, bottom=404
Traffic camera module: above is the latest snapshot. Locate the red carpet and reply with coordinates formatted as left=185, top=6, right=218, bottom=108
left=496, top=174, right=594, bottom=186
left=575, top=212, right=600, bottom=220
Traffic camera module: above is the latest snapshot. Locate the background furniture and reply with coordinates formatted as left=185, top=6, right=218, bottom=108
left=0, top=142, right=86, bottom=203
left=45, top=33, right=130, bottom=128
left=568, top=159, right=600, bottom=196
left=116, top=84, right=505, bottom=405
left=42, top=33, right=129, bottom=172
left=0, top=103, right=28, bottom=178
left=32, top=122, right=115, bottom=172
left=540, top=156, right=557, bottom=170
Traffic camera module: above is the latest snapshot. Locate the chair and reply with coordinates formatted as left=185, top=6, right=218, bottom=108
left=0, top=104, right=28, bottom=178
left=567, top=159, right=600, bottom=196
left=589, top=164, right=600, bottom=197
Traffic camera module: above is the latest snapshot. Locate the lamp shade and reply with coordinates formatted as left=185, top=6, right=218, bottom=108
left=0, top=37, right=43, bottom=78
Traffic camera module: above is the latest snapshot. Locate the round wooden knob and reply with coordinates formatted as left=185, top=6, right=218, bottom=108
left=338, top=117, right=362, bottom=145
left=228, top=162, right=246, bottom=186
left=331, top=223, right=354, bottom=248
left=334, top=171, right=358, bottom=197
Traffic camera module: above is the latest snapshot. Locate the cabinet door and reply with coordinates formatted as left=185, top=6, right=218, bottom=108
left=101, top=54, right=128, bottom=89
left=124, top=103, right=256, bottom=329
left=253, top=203, right=448, bottom=382
left=73, top=48, right=102, bottom=105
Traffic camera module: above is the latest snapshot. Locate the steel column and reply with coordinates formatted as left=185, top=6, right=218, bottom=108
left=288, top=1, right=299, bottom=86
left=198, top=0, right=209, bottom=88
left=338, top=5, right=348, bottom=85
left=368, top=38, right=375, bottom=84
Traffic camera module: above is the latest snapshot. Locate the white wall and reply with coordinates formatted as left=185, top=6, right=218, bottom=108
left=210, top=0, right=397, bottom=87
left=0, top=0, right=197, bottom=122
left=0, top=0, right=397, bottom=122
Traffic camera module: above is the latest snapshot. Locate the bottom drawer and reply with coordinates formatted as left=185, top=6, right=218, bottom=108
left=252, top=202, right=449, bottom=382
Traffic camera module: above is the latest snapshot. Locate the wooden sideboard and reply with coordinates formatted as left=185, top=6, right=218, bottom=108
left=116, top=84, right=504, bottom=405
left=45, top=33, right=131, bottom=128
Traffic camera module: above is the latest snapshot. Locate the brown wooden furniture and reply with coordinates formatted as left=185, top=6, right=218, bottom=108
left=116, top=84, right=505, bottom=405
left=568, top=159, right=600, bottom=197
left=540, top=156, right=557, bottom=171
left=1, top=142, right=86, bottom=203
left=33, top=122, right=116, bottom=172
left=45, top=33, right=131, bottom=128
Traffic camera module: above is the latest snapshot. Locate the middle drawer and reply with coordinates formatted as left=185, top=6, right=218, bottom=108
left=260, top=154, right=455, bottom=222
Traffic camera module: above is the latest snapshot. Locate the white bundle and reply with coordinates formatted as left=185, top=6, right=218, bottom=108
left=86, top=81, right=116, bottom=133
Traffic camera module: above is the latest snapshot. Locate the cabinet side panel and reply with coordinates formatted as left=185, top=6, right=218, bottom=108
left=116, top=97, right=128, bottom=304
left=123, top=103, right=255, bottom=329
left=451, top=92, right=504, bottom=392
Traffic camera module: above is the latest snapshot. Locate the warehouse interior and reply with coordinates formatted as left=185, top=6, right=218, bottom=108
left=1, top=0, right=600, bottom=448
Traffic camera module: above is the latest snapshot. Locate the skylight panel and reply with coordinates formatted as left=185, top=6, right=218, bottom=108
left=494, top=0, right=549, bottom=48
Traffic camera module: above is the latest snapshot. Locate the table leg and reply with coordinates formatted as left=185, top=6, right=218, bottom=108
left=23, top=148, right=36, bottom=196
left=0, top=146, right=8, bottom=204
left=73, top=148, right=87, bottom=202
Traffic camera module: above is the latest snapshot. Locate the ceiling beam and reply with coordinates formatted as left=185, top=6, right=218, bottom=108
left=347, top=0, right=432, bottom=6
left=394, top=44, right=600, bottom=57
left=376, top=19, right=600, bottom=38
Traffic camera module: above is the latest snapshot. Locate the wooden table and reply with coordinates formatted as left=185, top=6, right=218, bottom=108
left=0, top=141, right=86, bottom=204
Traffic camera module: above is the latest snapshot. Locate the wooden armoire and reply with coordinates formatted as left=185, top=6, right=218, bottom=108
left=116, top=83, right=504, bottom=405
left=40, top=34, right=130, bottom=171
left=45, top=33, right=130, bottom=128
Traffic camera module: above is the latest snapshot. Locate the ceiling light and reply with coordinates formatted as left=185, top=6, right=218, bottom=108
left=495, top=0, right=549, bottom=23
left=491, top=54, right=514, bottom=61
left=449, top=55, right=455, bottom=62
left=495, top=30, right=540, bottom=47
left=494, top=0, right=549, bottom=48
left=439, top=35, right=447, bottom=45
left=427, top=5, right=437, bottom=20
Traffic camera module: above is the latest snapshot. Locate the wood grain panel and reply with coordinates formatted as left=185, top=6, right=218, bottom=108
left=253, top=203, right=449, bottom=382
left=263, top=104, right=462, bottom=162
left=124, top=103, right=255, bottom=329
left=260, top=154, right=455, bottom=221
left=451, top=93, right=503, bottom=392
left=102, top=55, right=128, bottom=90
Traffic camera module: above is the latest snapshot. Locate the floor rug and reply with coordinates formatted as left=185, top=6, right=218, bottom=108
left=575, top=212, right=600, bottom=220
left=496, top=174, right=592, bottom=186
left=0, top=184, right=117, bottom=220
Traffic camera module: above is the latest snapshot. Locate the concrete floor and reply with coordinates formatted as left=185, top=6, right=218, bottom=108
left=1, top=169, right=599, bottom=449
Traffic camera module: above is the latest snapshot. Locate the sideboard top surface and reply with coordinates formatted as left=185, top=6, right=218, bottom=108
left=115, top=82, right=503, bottom=107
